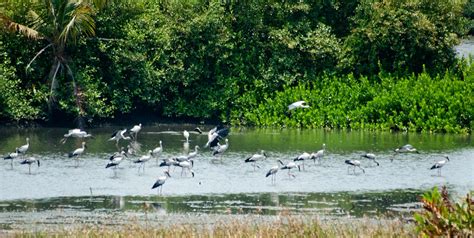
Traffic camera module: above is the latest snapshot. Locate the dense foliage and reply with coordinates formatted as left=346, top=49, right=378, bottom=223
left=0, top=0, right=471, bottom=132
left=414, top=186, right=473, bottom=237
left=232, top=64, right=474, bottom=133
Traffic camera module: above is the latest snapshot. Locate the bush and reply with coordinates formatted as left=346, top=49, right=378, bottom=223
left=414, top=186, right=474, bottom=237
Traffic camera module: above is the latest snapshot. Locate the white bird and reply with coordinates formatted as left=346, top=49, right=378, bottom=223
left=176, top=160, right=194, bottom=177
left=361, top=153, right=379, bottom=166
left=265, top=165, right=279, bottom=184
left=159, top=158, right=178, bottom=172
left=294, top=152, right=311, bottom=170
left=4, top=148, right=19, bottom=168
left=245, top=150, right=267, bottom=170
left=203, top=126, right=230, bottom=148
left=345, top=160, right=365, bottom=174
left=152, top=140, right=163, bottom=164
left=152, top=171, right=172, bottom=195
left=187, top=145, right=200, bottom=160
left=20, top=157, right=40, bottom=174
left=106, top=152, right=125, bottom=176
left=288, top=100, right=310, bottom=111
left=68, top=141, right=87, bottom=167
left=17, top=138, right=30, bottom=155
left=212, top=139, right=229, bottom=157
left=278, top=160, right=300, bottom=178
left=108, top=148, right=127, bottom=161
left=310, top=143, right=326, bottom=164
left=109, top=129, right=131, bottom=149
left=133, top=150, right=153, bottom=173
left=394, top=144, right=419, bottom=154
left=61, top=129, right=92, bottom=144
left=430, top=156, right=450, bottom=176
left=130, top=123, right=142, bottom=140
left=183, top=130, right=190, bottom=143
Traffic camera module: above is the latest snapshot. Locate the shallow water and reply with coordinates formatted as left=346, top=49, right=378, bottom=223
left=0, top=125, right=472, bottom=229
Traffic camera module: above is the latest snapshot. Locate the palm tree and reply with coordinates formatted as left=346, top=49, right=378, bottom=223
left=0, top=0, right=108, bottom=122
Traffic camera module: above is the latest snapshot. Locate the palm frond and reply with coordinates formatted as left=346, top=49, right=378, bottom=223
left=0, top=14, right=42, bottom=39
left=58, top=2, right=95, bottom=45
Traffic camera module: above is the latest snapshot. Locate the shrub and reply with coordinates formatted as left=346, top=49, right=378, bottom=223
left=414, top=186, right=474, bottom=237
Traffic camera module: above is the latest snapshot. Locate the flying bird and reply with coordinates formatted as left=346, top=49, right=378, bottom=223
left=288, top=100, right=310, bottom=111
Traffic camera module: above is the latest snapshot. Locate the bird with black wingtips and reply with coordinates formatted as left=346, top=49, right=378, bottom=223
left=109, top=128, right=131, bottom=150
left=152, top=171, right=172, bottom=195
left=345, top=160, right=365, bottom=174
left=159, top=158, right=178, bottom=172
left=265, top=165, right=279, bottom=184
left=4, top=148, right=19, bottom=168
left=68, top=141, right=87, bottom=167
left=294, top=152, right=311, bottom=170
left=278, top=159, right=300, bottom=178
left=176, top=160, right=194, bottom=177
left=245, top=150, right=267, bottom=170
left=361, top=153, right=379, bottom=166
left=133, top=150, right=153, bottom=173
left=205, top=125, right=230, bottom=149
left=109, top=148, right=127, bottom=161
left=430, top=156, right=450, bottom=176
left=20, top=157, right=40, bottom=174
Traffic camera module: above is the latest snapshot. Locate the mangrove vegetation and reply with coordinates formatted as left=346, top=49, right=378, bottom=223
left=0, top=0, right=472, bottom=132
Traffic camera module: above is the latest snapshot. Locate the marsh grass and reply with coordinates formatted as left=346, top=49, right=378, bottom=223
left=12, top=215, right=415, bottom=238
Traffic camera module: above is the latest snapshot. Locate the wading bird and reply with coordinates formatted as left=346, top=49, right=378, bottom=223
left=183, top=130, right=190, bottom=143
left=106, top=152, right=125, bottom=176
left=152, top=171, right=172, bottom=195
left=20, top=157, right=40, bottom=174
left=130, top=123, right=142, bottom=140
left=361, top=153, right=379, bottom=166
left=265, top=165, right=279, bottom=184
left=345, top=160, right=365, bottom=174
left=152, top=140, right=163, bottom=163
left=17, top=138, right=30, bottom=156
left=288, top=100, right=310, bottom=111
left=133, top=150, right=153, bottom=173
left=176, top=160, right=194, bottom=177
left=3, top=148, right=19, bottom=168
left=278, top=160, right=300, bottom=178
left=159, top=158, right=178, bottom=172
left=187, top=145, right=200, bottom=160
left=430, top=156, right=450, bottom=176
left=68, top=141, right=86, bottom=167
left=294, top=152, right=311, bottom=170
left=212, top=139, right=229, bottom=157
left=245, top=150, right=267, bottom=170
left=310, top=144, right=326, bottom=164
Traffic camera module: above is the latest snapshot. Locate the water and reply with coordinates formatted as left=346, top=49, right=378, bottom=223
left=0, top=125, right=472, bottom=229
left=455, top=37, right=474, bottom=58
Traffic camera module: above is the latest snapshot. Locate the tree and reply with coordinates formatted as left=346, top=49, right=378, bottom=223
left=0, top=0, right=108, bottom=124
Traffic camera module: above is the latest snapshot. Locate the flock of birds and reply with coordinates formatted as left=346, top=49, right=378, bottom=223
left=2, top=101, right=452, bottom=195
